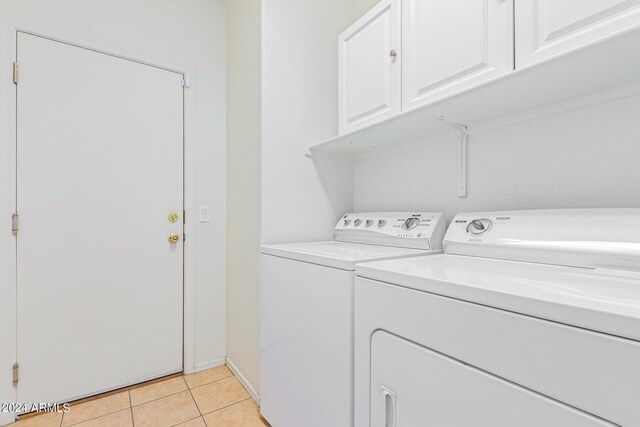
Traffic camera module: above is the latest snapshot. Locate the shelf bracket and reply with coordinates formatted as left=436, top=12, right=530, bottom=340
left=437, top=118, right=468, bottom=198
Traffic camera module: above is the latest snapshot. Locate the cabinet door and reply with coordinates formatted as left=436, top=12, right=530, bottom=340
left=402, top=0, right=514, bottom=111
left=370, top=331, right=615, bottom=427
left=339, top=0, right=401, bottom=134
left=516, top=0, right=640, bottom=68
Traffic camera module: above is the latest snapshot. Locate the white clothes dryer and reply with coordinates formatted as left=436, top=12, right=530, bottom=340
left=354, top=209, right=640, bottom=427
left=260, top=212, right=446, bottom=427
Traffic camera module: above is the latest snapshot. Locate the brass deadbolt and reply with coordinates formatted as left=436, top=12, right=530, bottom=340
left=168, top=233, right=180, bottom=244
left=168, top=212, right=179, bottom=223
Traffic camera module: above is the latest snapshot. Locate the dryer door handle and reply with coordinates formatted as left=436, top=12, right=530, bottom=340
left=381, top=386, right=397, bottom=427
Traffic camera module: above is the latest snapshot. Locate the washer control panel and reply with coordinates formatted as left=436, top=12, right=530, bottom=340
left=443, top=209, right=640, bottom=270
left=403, top=217, right=421, bottom=231
left=466, top=218, right=493, bottom=235
left=334, top=212, right=446, bottom=250
left=448, top=214, right=510, bottom=241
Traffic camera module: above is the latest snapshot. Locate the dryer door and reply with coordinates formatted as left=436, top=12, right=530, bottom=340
left=370, top=331, right=614, bottom=427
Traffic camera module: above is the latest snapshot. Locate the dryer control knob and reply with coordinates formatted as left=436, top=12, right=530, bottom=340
left=402, top=217, right=420, bottom=230
left=377, top=220, right=387, bottom=228
left=467, top=219, right=493, bottom=235
left=354, top=219, right=363, bottom=227
left=343, top=219, right=352, bottom=226
left=365, top=219, right=374, bottom=227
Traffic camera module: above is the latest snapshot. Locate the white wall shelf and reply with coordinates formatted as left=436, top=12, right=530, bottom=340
left=309, top=27, right=640, bottom=156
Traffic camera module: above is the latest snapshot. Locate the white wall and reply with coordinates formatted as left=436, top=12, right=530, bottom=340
left=261, top=0, right=354, bottom=246
left=353, top=0, right=379, bottom=20
left=226, top=0, right=262, bottom=401
left=0, top=0, right=227, bottom=371
left=225, top=0, right=355, bottom=399
left=354, top=92, right=640, bottom=219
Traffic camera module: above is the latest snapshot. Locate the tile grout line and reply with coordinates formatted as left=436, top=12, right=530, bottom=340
left=185, top=373, right=234, bottom=391
left=200, top=397, right=253, bottom=418
left=131, top=388, right=188, bottom=408
left=129, top=390, right=135, bottom=427
left=63, top=395, right=131, bottom=427
left=64, top=407, right=132, bottom=427
left=185, top=375, right=204, bottom=418
left=127, top=374, right=232, bottom=409
left=169, top=415, right=203, bottom=427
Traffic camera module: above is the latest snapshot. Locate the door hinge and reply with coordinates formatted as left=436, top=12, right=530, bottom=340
left=12, top=363, right=18, bottom=384
left=12, top=213, right=18, bottom=235
left=12, top=62, right=18, bottom=84
left=181, top=76, right=191, bottom=88
left=183, top=210, right=186, bottom=225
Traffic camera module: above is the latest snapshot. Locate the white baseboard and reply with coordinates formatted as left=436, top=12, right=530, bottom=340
left=193, top=358, right=226, bottom=373
left=226, top=357, right=260, bottom=405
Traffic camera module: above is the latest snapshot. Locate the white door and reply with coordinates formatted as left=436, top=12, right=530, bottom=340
left=370, top=331, right=615, bottom=427
left=402, top=0, right=514, bottom=111
left=515, top=0, right=640, bottom=68
left=339, top=0, right=401, bottom=134
left=16, top=32, right=184, bottom=406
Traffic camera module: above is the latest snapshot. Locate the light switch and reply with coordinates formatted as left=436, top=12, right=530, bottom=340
left=199, top=206, right=210, bottom=223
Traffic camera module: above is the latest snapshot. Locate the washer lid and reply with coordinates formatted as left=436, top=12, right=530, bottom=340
left=261, top=241, right=438, bottom=271
left=356, top=254, right=640, bottom=341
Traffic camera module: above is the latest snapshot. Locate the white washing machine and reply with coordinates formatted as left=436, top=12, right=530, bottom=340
left=260, top=212, right=446, bottom=427
left=354, top=209, right=640, bottom=427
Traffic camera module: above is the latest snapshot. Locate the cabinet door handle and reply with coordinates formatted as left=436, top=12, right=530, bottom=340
left=382, top=386, right=397, bottom=427
left=390, top=49, right=397, bottom=58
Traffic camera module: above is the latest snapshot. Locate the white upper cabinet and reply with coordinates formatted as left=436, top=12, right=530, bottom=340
left=516, top=0, right=640, bottom=68
left=339, top=0, right=401, bottom=134
left=402, top=0, right=514, bottom=112
left=336, top=0, right=640, bottom=137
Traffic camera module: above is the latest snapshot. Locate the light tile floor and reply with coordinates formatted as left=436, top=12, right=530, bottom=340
left=8, top=365, right=269, bottom=427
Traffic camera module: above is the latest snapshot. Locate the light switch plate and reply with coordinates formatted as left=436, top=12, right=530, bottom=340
left=199, top=206, right=210, bottom=223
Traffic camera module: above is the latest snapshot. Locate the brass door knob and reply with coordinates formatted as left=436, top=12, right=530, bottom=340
left=168, top=233, right=180, bottom=244
left=168, top=212, right=179, bottom=223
